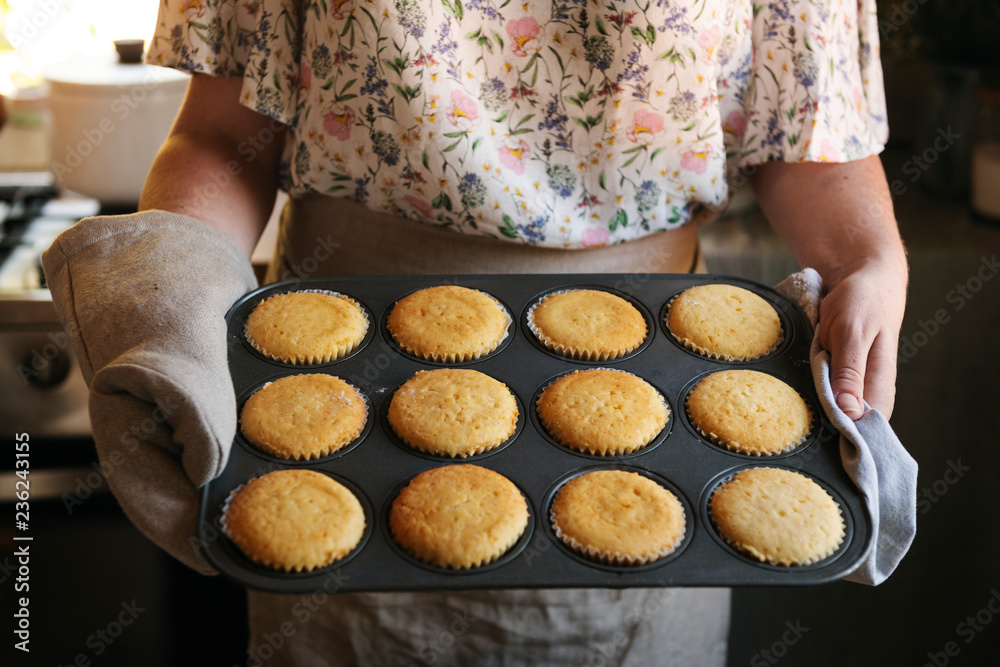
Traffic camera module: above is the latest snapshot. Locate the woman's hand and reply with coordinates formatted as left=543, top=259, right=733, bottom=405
left=751, top=156, right=908, bottom=420
left=815, top=255, right=908, bottom=419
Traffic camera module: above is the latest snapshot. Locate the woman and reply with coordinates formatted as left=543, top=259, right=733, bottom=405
left=42, top=1, right=907, bottom=664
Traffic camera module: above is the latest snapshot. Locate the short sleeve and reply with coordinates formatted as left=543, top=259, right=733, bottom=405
left=735, top=0, right=888, bottom=167
left=145, top=0, right=302, bottom=126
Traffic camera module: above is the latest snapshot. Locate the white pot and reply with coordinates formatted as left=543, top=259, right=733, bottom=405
left=44, top=44, right=189, bottom=205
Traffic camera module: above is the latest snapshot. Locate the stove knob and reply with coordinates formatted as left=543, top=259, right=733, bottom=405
left=20, top=346, right=72, bottom=389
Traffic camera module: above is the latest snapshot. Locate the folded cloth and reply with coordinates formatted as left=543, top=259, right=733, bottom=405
left=41, top=211, right=258, bottom=574
left=776, top=269, right=917, bottom=585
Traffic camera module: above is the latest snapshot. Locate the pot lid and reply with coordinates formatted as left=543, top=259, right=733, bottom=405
left=43, top=40, right=189, bottom=95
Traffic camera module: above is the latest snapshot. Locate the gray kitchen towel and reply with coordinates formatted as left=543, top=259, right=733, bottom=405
left=776, top=269, right=918, bottom=585
left=41, top=211, right=258, bottom=575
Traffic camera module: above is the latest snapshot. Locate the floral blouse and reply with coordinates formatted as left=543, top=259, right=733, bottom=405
left=148, top=0, right=888, bottom=248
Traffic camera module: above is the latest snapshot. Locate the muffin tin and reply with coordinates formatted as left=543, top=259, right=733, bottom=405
left=199, top=274, right=873, bottom=593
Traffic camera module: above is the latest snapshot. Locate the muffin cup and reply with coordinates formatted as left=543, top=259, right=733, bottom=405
left=386, top=469, right=532, bottom=570
left=526, top=289, right=646, bottom=361
left=221, top=473, right=368, bottom=573
left=244, top=289, right=370, bottom=365
left=388, top=289, right=512, bottom=363
left=535, top=368, right=670, bottom=457
left=683, top=388, right=813, bottom=457
left=663, top=293, right=784, bottom=362
left=220, top=482, right=323, bottom=573
left=240, top=377, right=371, bottom=462
left=394, top=528, right=525, bottom=571
left=548, top=471, right=687, bottom=566
left=706, top=468, right=846, bottom=567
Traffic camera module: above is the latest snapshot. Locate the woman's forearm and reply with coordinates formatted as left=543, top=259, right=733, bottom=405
left=750, top=156, right=908, bottom=419
left=750, top=156, right=907, bottom=281
left=139, top=74, right=286, bottom=257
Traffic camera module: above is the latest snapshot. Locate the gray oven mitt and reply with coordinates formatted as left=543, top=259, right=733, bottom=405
left=776, top=269, right=918, bottom=585
left=41, top=211, right=258, bottom=575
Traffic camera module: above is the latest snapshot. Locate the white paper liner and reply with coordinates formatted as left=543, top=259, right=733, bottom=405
left=526, top=289, right=647, bottom=361
left=549, top=477, right=687, bottom=566
left=244, top=289, right=370, bottom=365
left=535, top=368, right=670, bottom=456
left=240, top=376, right=370, bottom=461
left=221, top=473, right=366, bottom=573
left=389, top=288, right=512, bottom=363
left=397, top=524, right=525, bottom=570
left=684, top=381, right=813, bottom=457
left=390, top=487, right=530, bottom=569
left=663, top=293, right=784, bottom=362
left=388, top=371, right=518, bottom=458
left=707, top=468, right=846, bottom=567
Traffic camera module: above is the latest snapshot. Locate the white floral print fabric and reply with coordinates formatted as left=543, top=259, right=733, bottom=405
left=148, top=0, right=888, bottom=248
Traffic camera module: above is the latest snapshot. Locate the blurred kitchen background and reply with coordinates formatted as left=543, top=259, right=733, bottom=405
left=1, top=1, right=999, bottom=665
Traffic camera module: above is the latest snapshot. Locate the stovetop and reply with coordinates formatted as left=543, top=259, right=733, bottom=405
left=0, top=172, right=101, bottom=321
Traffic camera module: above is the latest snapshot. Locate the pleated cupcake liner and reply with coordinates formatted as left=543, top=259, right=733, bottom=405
left=550, top=477, right=687, bottom=566
left=526, top=289, right=646, bottom=361
left=390, top=288, right=512, bottom=363
left=221, top=473, right=367, bottom=573
left=707, top=467, right=846, bottom=567
left=244, top=289, right=370, bottom=365
left=663, top=293, right=784, bottom=362
left=536, top=367, right=670, bottom=456
left=683, top=379, right=813, bottom=457
left=240, top=376, right=370, bottom=461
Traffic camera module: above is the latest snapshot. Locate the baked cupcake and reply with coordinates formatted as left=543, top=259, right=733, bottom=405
left=245, top=290, right=369, bottom=364
left=388, top=369, right=519, bottom=458
left=389, top=465, right=529, bottom=569
left=536, top=369, right=669, bottom=456
left=527, top=289, right=647, bottom=361
left=240, top=374, right=368, bottom=460
left=386, top=285, right=510, bottom=362
left=666, top=284, right=782, bottom=361
left=550, top=470, right=686, bottom=566
left=709, top=467, right=845, bottom=566
left=686, top=370, right=812, bottom=456
left=223, top=469, right=366, bottom=572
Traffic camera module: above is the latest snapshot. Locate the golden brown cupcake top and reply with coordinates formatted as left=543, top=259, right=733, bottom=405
left=240, top=374, right=368, bottom=460
left=536, top=369, right=669, bottom=456
left=388, top=369, right=519, bottom=458
left=245, top=291, right=369, bottom=364
left=528, top=289, right=647, bottom=360
left=709, top=467, right=845, bottom=566
left=686, top=370, right=812, bottom=456
left=224, top=469, right=366, bottom=572
left=551, top=470, right=686, bottom=566
left=389, top=464, right=529, bottom=569
left=387, top=285, right=509, bottom=362
left=667, top=284, right=782, bottom=361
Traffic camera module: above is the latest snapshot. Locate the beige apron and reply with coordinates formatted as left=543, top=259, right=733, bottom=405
left=249, top=195, right=727, bottom=667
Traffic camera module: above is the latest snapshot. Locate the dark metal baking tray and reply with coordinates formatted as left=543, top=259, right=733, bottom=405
left=199, top=274, right=873, bottom=593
